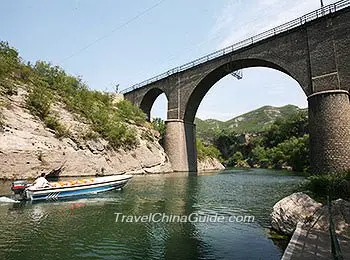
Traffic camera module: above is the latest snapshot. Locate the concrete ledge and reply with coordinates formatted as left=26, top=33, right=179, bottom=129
left=281, top=222, right=304, bottom=260
left=307, top=89, right=349, bottom=100
left=166, top=119, right=184, bottom=123
left=166, top=119, right=196, bottom=126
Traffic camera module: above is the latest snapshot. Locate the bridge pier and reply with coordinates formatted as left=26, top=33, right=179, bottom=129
left=164, top=120, right=197, bottom=172
left=308, top=90, right=350, bottom=174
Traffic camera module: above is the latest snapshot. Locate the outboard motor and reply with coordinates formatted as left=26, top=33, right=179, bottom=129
left=11, top=180, right=28, bottom=199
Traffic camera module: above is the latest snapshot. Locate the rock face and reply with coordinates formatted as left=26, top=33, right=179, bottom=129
left=271, top=192, right=322, bottom=235
left=271, top=192, right=350, bottom=236
left=312, top=198, right=350, bottom=234
left=197, top=157, right=225, bottom=172
left=0, top=88, right=173, bottom=179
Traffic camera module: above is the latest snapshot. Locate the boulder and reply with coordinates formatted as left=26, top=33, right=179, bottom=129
left=271, top=192, right=322, bottom=235
left=197, top=157, right=224, bottom=172
left=330, top=199, right=350, bottom=235
left=312, top=198, right=350, bottom=234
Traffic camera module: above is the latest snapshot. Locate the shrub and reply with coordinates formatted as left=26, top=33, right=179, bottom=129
left=44, top=116, right=70, bottom=138
left=197, top=139, right=221, bottom=160
left=1, top=82, right=18, bottom=96
left=115, top=100, right=146, bottom=125
left=82, top=129, right=99, bottom=140
left=26, top=82, right=53, bottom=120
left=151, top=118, right=166, bottom=146
left=105, top=122, right=138, bottom=149
left=0, top=41, right=20, bottom=83
left=302, top=171, right=350, bottom=201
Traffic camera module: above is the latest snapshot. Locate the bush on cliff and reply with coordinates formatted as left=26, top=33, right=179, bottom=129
left=26, top=82, right=53, bottom=120
left=44, top=116, right=70, bottom=138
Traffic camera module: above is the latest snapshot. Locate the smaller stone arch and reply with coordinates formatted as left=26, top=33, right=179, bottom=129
left=139, top=87, right=168, bottom=120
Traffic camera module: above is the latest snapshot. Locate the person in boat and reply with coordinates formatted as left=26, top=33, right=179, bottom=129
left=32, top=172, right=51, bottom=189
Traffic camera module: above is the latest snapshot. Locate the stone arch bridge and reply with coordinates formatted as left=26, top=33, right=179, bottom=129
left=122, top=1, right=350, bottom=174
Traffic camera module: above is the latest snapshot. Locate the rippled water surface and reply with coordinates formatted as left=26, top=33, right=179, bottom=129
left=0, top=169, right=304, bottom=260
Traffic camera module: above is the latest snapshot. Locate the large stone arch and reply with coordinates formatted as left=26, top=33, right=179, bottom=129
left=139, top=87, right=168, bottom=120
left=183, top=58, right=306, bottom=123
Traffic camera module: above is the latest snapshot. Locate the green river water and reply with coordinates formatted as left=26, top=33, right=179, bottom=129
left=0, top=168, right=304, bottom=260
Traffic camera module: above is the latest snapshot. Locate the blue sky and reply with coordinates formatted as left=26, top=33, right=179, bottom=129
left=1, top=0, right=338, bottom=120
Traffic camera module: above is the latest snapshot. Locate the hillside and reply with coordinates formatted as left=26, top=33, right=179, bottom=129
left=195, top=105, right=307, bottom=141
left=0, top=41, right=223, bottom=179
left=0, top=41, right=174, bottom=178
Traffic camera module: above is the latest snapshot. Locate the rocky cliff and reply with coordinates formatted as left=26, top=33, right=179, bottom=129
left=0, top=87, right=225, bottom=180
left=0, top=87, right=173, bottom=179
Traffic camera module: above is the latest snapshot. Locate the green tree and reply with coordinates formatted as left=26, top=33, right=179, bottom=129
left=197, top=139, right=221, bottom=160
left=263, top=111, right=308, bottom=148
left=152, top=118, right=166, bottom=146
left=213, top=130, right=238, bottom=159
left=251, top=145, right=269, bottom=167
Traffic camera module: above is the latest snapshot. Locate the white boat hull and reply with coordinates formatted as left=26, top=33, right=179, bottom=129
left=24, top=175, right=132, bottom=201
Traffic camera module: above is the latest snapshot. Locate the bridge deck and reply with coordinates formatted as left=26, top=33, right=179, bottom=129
left=121, top=0, right=350, bottom=94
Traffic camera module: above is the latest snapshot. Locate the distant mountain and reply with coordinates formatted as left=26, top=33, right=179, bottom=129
left=195, top=105, right=306, bottom=141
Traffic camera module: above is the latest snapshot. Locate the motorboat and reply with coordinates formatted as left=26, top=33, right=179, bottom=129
left=11, top=175, right=132, bottom=201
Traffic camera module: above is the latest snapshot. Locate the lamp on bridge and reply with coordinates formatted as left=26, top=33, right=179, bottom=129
left=230, top=70, right=243, bottom=80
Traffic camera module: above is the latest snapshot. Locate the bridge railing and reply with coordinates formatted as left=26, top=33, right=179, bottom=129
left=121, top=0, right=350, bottom=94
left=328, top=196, right=344, bottom=260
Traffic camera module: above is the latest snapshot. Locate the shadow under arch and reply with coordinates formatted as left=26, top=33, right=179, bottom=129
left=139, top=87, right=169, bottom=121
left=183, top=58, right=307, bottom=123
